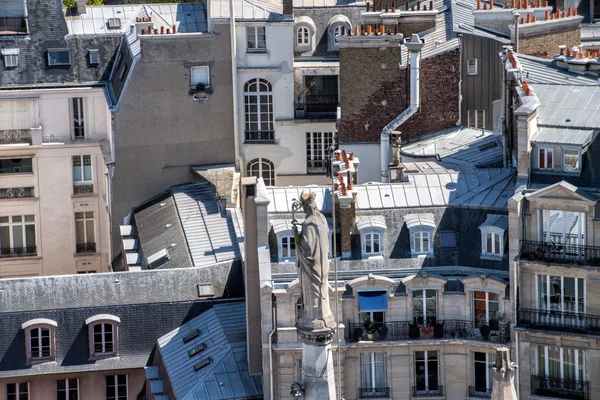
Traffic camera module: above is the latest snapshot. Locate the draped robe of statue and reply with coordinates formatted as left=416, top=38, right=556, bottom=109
left=294, top=194, right=336, bottom=332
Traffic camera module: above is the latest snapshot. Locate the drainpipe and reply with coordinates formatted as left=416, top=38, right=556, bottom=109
left=513, top=12, right=520, bottom=53
left=380, top=33, right=424, bottom=182
left=228, top=0, right=242, bottom=171
left=457, top=35, right=463, bottom=126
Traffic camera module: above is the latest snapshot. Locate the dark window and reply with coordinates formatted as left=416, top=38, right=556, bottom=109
left=415, top=351, right=439, bottom=391
left=47, top=49, right=71, bottom=66
left=93, top=323, right=114, bottom=354
left=89, top=50, right=99, bottom=65
left=119, top=63, right=128, bottom=82
left=105, top=375, right=127, bottom=400
left=440, top=231, right=456, bottom=248
left=57, top=379, right=79, bottom=400
left=246, top=26, right=266, bottom=51
left=29, top=327, right=51, bottom=358
left=0, top=158, right=33, bottom=174
left=6, top=382, right=28, bottom=400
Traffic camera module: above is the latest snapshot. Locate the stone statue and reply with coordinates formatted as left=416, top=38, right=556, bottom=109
left=292, top=191, right=336, bottom=333
left=491, top=347, right=518, bottom=400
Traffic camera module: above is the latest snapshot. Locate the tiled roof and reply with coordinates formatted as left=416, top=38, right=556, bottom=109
left=157, top=303, right=263, bottom=400
left=210, top=0, right=285, bottom=20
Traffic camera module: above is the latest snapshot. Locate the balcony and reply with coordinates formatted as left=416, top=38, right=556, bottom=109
left=76, top=242, right=96, bottom=254
left=0, top=246, right=37, bottom=258
left=360, top=387, right=390, bottom=398
left=347, top=320, right=510, bottom=343
left=531, top=375, right=588, bottom=400
left=521, top=240, right=600, bottom=267
left=469, top=386, right=492, bottom=398
left=0, top=17, right=27, bottom=35
left=295, top=99, right=338, bottom=120
left=0, top=187, right=34, bottom=199
left=518, top=308, right=600, bottom=335
left=244, top=130, right=275, bottom=143
left=0, top=127, right=42, bottom=145
left=73, top=184, right=94, bottom=196
left=412, top=386, right=443, bottom=397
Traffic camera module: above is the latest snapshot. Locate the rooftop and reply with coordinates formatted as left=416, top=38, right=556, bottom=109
left=518, top=54, right=598, bottom=85
left=535, top=84, right=600, bottom=129
left=210, top=0, right=285, bottom=20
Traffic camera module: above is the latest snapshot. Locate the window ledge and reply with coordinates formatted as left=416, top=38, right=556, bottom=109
left=74, top=252, right=99, bottom=258
left=189, top=88, right=213, bottom=95
left=480, top=254, right=503, bottom=261
left=243, top=140, right=279, bottom=145
left=89, top=353, right=117, bottom=361
left=411, top=396, right=445, bottom=400
left=362, top=254, right=384, bottom=260
left=28, top=357, right=55, bottom=365
left=279, top=258, right=296, bottom=263
left=71, top=193, right=97, bottom=199
left=246, top=49, right=269, bottom=55
left=0, top=254, right=40, bottom=261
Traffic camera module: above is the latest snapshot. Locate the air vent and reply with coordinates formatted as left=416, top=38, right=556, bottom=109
left=478, top=141, right=498, bottom=151
left=107, top=18, right=122, bottom=29
left=193, top=357, right=212, bottom=372
left=188, top=343, right=206, bottom=358
left=182, top=329, right=201, bottom=344
left=146, top=248, right=169, bottom=269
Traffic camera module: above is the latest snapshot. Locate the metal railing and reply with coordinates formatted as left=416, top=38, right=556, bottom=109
left=359, top=387, right=390, bottom=398
left=73, top=184, right=94, bottom=195
left=244, top=130, right=275, bottom=142
left=0, top=129, right=31, bottom=144
left=469, top=386, right=492, bottom=398
left=76, top=242, right=96, bottom=254
left=295, top=102, right=338, bottom=119
left=347, top=320, right=510, bottom=343
left=0, top=247, right=37, bottom=258
left=531, top=375, right=589, bottom=400
left=412, top=386, right=443, bottom=397
left=0, top=187, right=34, bottom=199
left=0, top=17, right=27, bottom=35
left=518, top=308, right=600, bottom=334
left=521, top=240, right=600, bottom=267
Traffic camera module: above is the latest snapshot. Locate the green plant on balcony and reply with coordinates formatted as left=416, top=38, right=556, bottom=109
left=377, top=324, right=388, bottom=340
left=353, top=327, right=364, bottom=341
left=478, top=320, right=491, bottom=341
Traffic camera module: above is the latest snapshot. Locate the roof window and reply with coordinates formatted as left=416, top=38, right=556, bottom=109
left=47, top=49, right=71, bottom=66
left=89, top=49, right=99, bottom=65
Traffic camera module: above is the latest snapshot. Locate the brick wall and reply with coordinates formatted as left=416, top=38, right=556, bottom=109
left=518, top=27, right=580, bottom=58
left=338, top=47, right=460, bottom=143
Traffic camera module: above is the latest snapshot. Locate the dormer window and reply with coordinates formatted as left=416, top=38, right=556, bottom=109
left=272, top=218, right=333, bottom=261
left=86, top=314, right=120, bottom=358
left=405, top=214, right=435, bottom=257
left=88, top=49, right=99, bottom=66
left=2, top=48, right=19, bottom=68
left=47, top=49, right=71, bottom=67
left=531, top=128, right=591, bottom=175
left=327, top=15, right=351, bottom=51
left=563, top=149, right=580, bottom=172
left=479, top=215, right=508, bottom=260
left=297, top=27, right=309, bottom=45
left=281, top=236, right=296, bottom=261
left=22, top=318, right=57, bottom=363
left=356, top=216, right=387, bottom=258
left=538, top=147, right=553, bottom=170
left=294, top=16, right=316, bottom=53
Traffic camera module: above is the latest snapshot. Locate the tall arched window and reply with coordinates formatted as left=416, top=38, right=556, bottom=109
left=247, top=158, right=275, bottom=186
left=297, top=27, right=309, bottom=45
left=244, top=78, right=274, bottom=142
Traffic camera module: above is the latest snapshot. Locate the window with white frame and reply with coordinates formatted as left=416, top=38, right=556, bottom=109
left=533, top=345, right=584, bottom=386
left=247, top=158, right=275, bottom=186
left=363, top=232, right=381, bottom=256
left=297, top=27, right=309, bottom=45
left=306, top=132, right=334, bottom=174
left=106, top=375, right=127, bottom=400
left=72, top=155, right=92, bottom=184
left=280, top=235, right=296, bottom=260
left=483, top=232, right=502, bottom=256
left=467, top=58, right=478, bottom=75
left=57, top=379, right=79, bottom=400
left=4, top=54, right=18, bottom=68
left=413, top=231, right=430, bottom=254
left=6, top=383, right=29, bottom=400
left=71, top=98, right=85, bottom=138
left=479, top=215, right=507, bottom=259
left=538, top=147, right=554, bottom=170
left=89, top=50, right=100, bottom=66
left=539, top=209, right=586, bottom=246
left=244, top=78, right=274, bottom=141
left=473, top=291, right=499, bottom=326
left=75, top=212, right=95, bottom=254
left=563, top=149, right=580, bottom=172
left=415, top=351, right=440, bottom=393
left=29, top=326, right=52, bottom=359
left=472, top=352, right=492, bottom=395
left=333, top=25, right=343, bottom=44
left=413, top=289, right=437, bottom=325
left=361, top=353, right=386, bottom=392
left=93, top=323, right=115, bottom=355
left=190, top=66, right=210, bottom=91
left=537, top=275, right=584, bottom=314
left=467, top=109, right=485, bottom=129
left=246, top=26, right=266, bottom=52
left=0, top=215, right=36, bottom=256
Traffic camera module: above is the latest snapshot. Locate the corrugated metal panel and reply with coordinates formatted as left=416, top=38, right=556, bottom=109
left=535, top=85, right=600, bottom=129
left=210, top=0, right=284, bottom=20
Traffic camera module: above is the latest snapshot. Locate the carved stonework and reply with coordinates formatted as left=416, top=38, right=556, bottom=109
left=0, top=129, right=31, bottom=144
left=562, top=339, right=591, bottom=349
left=0, top=187, right=34, bottom=199
left=298, top=328, right=334, bottom=346
left=73, top=184, right=94, bottom=195
left=527, top=335, right=556, bottom=345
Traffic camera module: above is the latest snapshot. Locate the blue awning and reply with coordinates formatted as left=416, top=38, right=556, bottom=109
left=358, top=291, right=388, bottom=312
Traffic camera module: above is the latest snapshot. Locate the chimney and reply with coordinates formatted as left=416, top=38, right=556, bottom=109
left=74, top=0, right=87, bottom=14
left=336, top=192, right=357, bottom=259
left=283, top=0, right=293, bottom=16
left=388, top=131, right=406, bottom=182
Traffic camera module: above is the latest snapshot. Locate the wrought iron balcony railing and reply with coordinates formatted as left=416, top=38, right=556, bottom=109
left=412, top=386, right=443, bottom=397
left=76, top=242, right=96, bottom=254
left=295, top=101, right=338, bottom=120
left=0, top=187, right=34, bottom=199
left=244, top=130, right=275, bottom=143
left=521, top=240, right=600, bottom=266
left=469, top=386, right=492, bottom=398
left=0, top=17, right=27, bottom=35
left=73, top=184, right=94, bottom=195
left=359, top=387, right=390, bottom=398
left=347, top=319, right=510, bottom=343
left=531, top=375, right=589, bottom=400
left=0, top=129, right=31, bottom=144
left=0, top=247, right=37, bottom=258
left=518, top=308, right=600, bottom=335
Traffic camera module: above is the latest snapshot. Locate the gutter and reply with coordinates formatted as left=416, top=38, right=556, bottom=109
left=380, top=33, right=424, bottom=182
left=228, top=0, right=243, bottom=171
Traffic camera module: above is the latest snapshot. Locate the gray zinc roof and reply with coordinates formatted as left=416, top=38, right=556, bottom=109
left=210, top=0, right=285, bottom=20
left=534, top=84, right=600, bottom=129
left=157, top=302, right=263, bottom=400
left=518, top=55, right=598, bottom=86
left=531, top=127, right=595, bottom=146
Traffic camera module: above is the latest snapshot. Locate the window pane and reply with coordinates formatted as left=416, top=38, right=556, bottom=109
left=486, top=233, right=492, bottom=253
left=539, top=148, right=546, bottom=169
left=564, top=150, right=579, bottom=171
left=76, top=220, right=84, bottom=243
left=373, top=234, right=379, bottom=253
left=422, top=232, right=429, bottom=252
left=86, top=220, right=95, bottom=243
left=547, top=149, right=553, bottom=168
left=494, top=233, right=500, bottom=254
left=12, top=225, right=23, bottom=248
left=25, top=225, right=35, bottom=248
left=83, top=155, right=92, bottom=181
left=73, top=156, right=82, bottom=182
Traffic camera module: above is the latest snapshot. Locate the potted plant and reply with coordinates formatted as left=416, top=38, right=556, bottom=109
left=353, top=327, right=364, bottom=342
left=294, top=81, right=312, bottom=118
left=363, top=320, right=376, bottom=340
left=479, top=321, right=491, bottom=341
left=409, top=323, right=420, bottom=339
left=377, top=324, right=389, bottom=340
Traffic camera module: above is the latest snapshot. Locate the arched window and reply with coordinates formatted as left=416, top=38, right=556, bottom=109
left=244, top=78, right=274, bottom=142
left=247, top=158, right=275, bottom=186
left=22, top=318, right=58, bottom=362
left=86, top=314, right=121, bottom=358
left=333, top=25, right=343, bottom=44
left=297, top=27, right=309, bottom=45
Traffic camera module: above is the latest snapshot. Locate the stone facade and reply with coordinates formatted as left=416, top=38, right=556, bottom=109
left=338, top=48, right=460, bottom=143
left=518, top=27, right=581, bottom=58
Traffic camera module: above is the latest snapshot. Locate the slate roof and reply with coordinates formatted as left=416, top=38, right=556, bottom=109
left=157, top=303, right=263, bottom=400
left=0, top=0, right=120, bottom=87
left=518, top=54, right=598, bottom=86
left=0, top=299, right=244, bottom=379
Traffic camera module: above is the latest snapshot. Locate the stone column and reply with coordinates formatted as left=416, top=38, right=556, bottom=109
left=299, top=329, right=337, bottom=400
left=491, top=347, right=518, bottom=400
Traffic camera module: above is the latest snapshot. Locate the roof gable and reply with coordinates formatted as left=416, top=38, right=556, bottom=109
left=526, top=180, right=597, bottom=204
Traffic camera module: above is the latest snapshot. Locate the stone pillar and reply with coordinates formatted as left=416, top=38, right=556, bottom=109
left=337, top=193, right=356, bottom=259
left=299, top=330, right=337, bottom=400
left=491, top=347, right=518, bottom=400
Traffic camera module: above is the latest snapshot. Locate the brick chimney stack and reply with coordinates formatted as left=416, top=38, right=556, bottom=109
left=283, top=0, right=293, bottom=16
